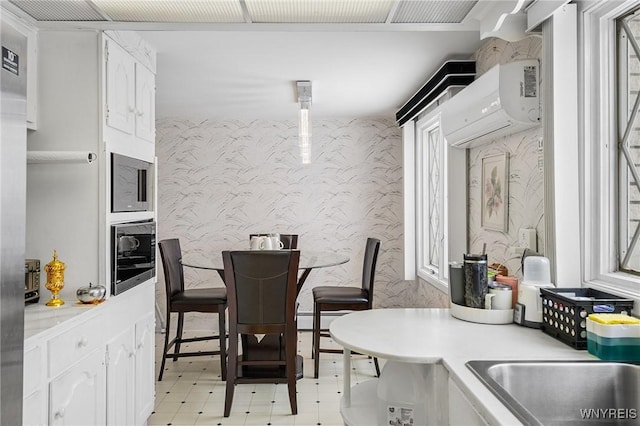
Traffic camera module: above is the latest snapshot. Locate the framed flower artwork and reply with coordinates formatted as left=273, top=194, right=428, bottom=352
left=481, top=153, right=509, bottom=232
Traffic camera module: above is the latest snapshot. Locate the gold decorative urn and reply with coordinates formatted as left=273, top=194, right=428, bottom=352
left=44, top=250, right=65, bottom=307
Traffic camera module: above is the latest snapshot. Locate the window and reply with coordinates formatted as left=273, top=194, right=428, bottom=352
left=415, top=112, right=448, bottom=289
left=581, top=0, right=640, bottom=300
left=617, top=8, right=640, bottom=275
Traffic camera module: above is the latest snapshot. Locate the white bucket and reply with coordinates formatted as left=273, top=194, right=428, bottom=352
left=376, top=361, right=429, bottom=426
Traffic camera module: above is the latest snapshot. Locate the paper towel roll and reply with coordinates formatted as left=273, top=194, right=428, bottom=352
left=27, top=151, right=97, bottom=164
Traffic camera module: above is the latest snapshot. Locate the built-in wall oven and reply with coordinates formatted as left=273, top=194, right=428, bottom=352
left=111, top=220, right=156, bottom=296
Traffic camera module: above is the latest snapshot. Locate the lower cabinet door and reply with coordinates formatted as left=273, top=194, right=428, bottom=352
left=106, top=328, right=136, bottom=426
left=448, top=378, right=489, bottom=426
left=49, top=348, right=106, bottom=426
left=135, top=313, right=155, bottom=425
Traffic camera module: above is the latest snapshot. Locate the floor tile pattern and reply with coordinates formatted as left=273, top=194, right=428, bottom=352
left=149, top=331, right=381, bottom=426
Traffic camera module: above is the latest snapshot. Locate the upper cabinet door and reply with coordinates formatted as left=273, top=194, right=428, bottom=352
left=105, top=39, right=135, bottom=135
left=135, top=63, right=156, bottom=143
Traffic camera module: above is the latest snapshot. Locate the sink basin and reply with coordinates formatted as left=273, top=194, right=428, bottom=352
left=466, top=360, right=640, bottom=425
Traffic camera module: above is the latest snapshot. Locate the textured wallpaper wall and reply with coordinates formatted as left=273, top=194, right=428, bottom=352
left=155, top=118, right=427, bottom=331
left=418, top=36, right=544, bottom=301
left=467, top=36, right=544, bottom=279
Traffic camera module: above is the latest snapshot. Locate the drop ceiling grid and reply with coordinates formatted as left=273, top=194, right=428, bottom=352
left=9, top=0, right=105, bottom=21
left=245, top=0, right=394, bottom=23
left=92, top=0, right=245, bottom=23
left=392, top=0, right=478, bottom=24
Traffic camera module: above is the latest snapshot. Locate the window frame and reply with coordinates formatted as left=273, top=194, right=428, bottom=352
left=581, top=0, right=640, bottom=307
left=415, top=111, right=449, bottom=292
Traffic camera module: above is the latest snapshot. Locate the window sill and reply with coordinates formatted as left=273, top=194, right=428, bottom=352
left=418, top=269, right=448, bottom=295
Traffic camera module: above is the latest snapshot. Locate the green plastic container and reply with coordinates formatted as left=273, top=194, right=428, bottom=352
left=587, top=332, right=640, bottom=361
left=586, top=318, right=640, bottom=361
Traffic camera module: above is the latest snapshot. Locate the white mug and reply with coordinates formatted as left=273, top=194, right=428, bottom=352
left=250, top=236, right=262, bottom=250
left=269, top=236, right=284, bottom=250
left=260, top=237, right=273, bottom=250
left=484, top=286, right=513, bottom=310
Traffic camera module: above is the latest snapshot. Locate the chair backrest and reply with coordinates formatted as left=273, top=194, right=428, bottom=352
left=249, top=234, right=299, bottom=249
left=158, top=239, right=185, bottom=298
left=223, top=250, right=300, bottom=330
left=361, top=238, right=381, bottom=306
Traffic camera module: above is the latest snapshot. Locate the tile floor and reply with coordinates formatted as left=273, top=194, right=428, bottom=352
left=148, top=330, right=381, bottom=426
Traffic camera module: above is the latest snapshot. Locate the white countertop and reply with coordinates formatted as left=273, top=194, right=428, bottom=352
left=24, top=300, right=106, bottom=343
left=23, top=280, right=152, bottom=344
left=330, top=308, right=596, bottom=425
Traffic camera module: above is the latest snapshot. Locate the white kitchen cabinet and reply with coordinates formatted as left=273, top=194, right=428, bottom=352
left=448, top=378, right=489, bottom=426
left=23, top=280, right=155, bottom=426
left=134, top=313, right=155, bottom=425
left=105, top=38, right=156, bottom=144
left=134, top=63, right=156, bottom=143
left=49, top=348, right=107, bottom=426
left=106, top=328, right=135, bottom=426
left=105, top=38, right=136, bottom=136
left=23, top=342, right=45, bottom=426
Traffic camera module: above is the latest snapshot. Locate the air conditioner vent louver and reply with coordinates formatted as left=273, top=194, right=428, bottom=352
left=441, top=59, right=541, bottom=149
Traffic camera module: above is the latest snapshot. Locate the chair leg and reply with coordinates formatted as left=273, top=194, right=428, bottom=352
left=313, top=302, right=321, bottom=379
left=224, top=330, right=237, bottom=417
left=218, top=305, right=227, bottom=381
left=373, top=357, right=380, bottom=377
left=158, top=308, right=172, bottom=381
left=174, top=312, right=184, bottom=361
left=286, top=328, right=298, bottom=415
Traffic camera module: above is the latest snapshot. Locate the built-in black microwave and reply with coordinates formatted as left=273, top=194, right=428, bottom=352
left=111, top=153, right=151, bottom=212
left=111, top=220, right=156, bottom=296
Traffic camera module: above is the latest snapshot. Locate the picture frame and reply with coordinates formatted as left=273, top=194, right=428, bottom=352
left=481, top=153, right=509, bottom=232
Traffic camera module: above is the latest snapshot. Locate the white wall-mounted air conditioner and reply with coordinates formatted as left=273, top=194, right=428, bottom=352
left=441, top=59, right=540, bottom=149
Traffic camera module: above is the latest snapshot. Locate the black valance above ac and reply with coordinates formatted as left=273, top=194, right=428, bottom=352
left=396, top=60, right=476, bottom=126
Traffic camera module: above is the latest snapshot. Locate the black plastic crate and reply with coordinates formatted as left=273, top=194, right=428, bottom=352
left=540, top=288, right=634, bottom=349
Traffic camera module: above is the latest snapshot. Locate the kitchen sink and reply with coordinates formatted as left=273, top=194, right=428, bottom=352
left=466, top=360, right=639, bottom=426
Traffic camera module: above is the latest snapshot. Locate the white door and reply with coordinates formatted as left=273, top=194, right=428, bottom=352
left=135, top=63, right=156, bottom=143
left=135, top=313, right=155, bottom=425
left=49, top=349, right=106, bottom=426
left=105, top=39, right=135, bottom=135
left=106, top=329, right=135, bottom=426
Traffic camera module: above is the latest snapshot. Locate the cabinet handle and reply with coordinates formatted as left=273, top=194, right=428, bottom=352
left=76, top=337, right=88, bottom=348
left=135, top=110, right=144, bottom=117
left=128, top=106, right=136, bottom=113
left=54, top=408, right=65, bottom=419
left=137, top=342, right=144, bottom=350
left=129, top=351, right=135, bottom=358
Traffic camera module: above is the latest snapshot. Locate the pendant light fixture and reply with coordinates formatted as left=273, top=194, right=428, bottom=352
left=296, top=81, right=312, bottom=164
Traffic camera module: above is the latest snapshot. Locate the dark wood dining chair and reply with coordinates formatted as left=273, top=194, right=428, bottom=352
left=157, top=238, right=227, bottom=381
left=312, top=237, right=381, bottom=378
left=249, top=233, right=299, bottom=249
left=222, top=250, right=300, bottom=417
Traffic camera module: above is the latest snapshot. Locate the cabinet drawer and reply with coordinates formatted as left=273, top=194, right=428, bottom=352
left=48, top=314, right=102, bottom=378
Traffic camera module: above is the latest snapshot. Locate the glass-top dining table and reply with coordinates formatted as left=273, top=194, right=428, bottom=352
left=181, top=250, right=350, bottom=379
left=181, top=250, right=350, bottom=295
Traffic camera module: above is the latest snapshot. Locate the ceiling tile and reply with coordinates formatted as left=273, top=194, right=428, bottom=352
left=245, top=0, right=395, bottom=23
left=92, top=0, right=244, bottom=23
left=392, top=0, right=478, bottom=24
left=9, top=0, right=106, bottom=21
